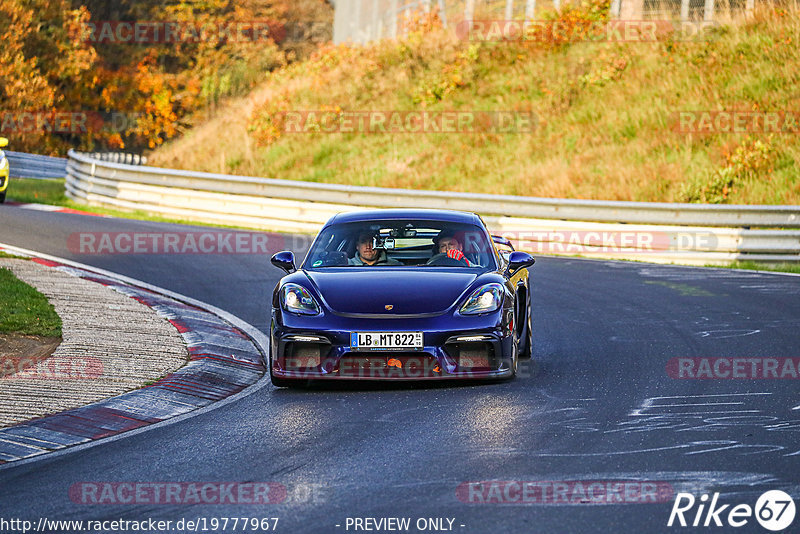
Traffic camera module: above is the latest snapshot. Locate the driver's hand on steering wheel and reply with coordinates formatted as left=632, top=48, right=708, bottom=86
left=446, top=249, right=470, bottom=266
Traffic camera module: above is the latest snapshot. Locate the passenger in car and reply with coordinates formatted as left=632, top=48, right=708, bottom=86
left=348, top=231, right=402, bottom=265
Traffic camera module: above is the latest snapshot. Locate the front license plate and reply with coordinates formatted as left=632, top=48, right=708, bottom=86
left=350, top=332, right=423, bottom=351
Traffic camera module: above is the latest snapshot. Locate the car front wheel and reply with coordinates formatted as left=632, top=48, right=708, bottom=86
left=269, top=353, right=306, bottom=388
left=518, top=291, right=533, bottom=359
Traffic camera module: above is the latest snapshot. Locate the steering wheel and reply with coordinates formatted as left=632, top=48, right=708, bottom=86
left=426, top=253, right=469, bottom=267
left=321, top=251, right=348, bottom=266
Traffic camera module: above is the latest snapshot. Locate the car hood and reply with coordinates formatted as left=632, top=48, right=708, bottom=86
left=304, top=269, right=479, bottom=315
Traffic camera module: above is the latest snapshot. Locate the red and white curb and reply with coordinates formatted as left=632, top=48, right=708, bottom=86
left=4, top=201, right=108, bottom=217
left=0, top=243, right=270, bottom=467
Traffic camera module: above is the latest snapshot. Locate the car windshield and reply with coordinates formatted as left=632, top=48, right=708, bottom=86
left=303, top=219, right=498, bottom=270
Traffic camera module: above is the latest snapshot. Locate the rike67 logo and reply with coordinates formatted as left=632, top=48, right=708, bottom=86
left=668, top=490, right=796, bottom=531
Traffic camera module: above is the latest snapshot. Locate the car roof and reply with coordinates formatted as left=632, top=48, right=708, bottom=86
left=328, top=209, right=482, bottom=226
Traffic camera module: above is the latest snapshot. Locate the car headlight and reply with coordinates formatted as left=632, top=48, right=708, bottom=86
left=459, top=283, right=504, bottom=315
left=281, top=283, right=321, bottom=316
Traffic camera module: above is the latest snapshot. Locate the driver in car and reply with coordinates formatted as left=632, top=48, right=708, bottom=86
left=432, top=229, right=472, bottom=266
left=349, top=231, right=402, bottom=266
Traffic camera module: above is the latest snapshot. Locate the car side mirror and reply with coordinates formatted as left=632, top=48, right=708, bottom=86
left=271, top=251, right=296, bottom=274
left=0, top=137, right=7, bottom=148
left=507, top=251, right=535, bottom=275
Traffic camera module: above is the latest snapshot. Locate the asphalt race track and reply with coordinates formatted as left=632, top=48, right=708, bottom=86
left=1, top=204, right=799, bottom=534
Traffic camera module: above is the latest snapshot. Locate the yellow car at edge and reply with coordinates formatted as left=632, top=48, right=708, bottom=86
left=0, top=137, right=8, bottom=203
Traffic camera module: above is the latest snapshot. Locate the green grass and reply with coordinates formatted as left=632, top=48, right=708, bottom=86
left=0, top=252, right=29, bottom=260
left=710, top=261, right=800, bottom=274
left=0, top=268, right=62, bottom=337
left=151, top=5, right=800, bottom=205
left=6, top=178, right=67, bottom=205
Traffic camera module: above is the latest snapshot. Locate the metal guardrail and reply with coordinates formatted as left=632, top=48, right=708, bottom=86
left=6, top=151, right=67, bottom=179
left=86, top=152, right=148, bottom=166
left=66, top=150, right=800, bottom=228
left=6, top=151, right=145, bottom=180
left=65, top=150, right=800, bottom=264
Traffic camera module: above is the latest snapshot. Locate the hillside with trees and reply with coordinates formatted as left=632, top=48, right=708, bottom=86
left=0, top=0, right=331, bottom=153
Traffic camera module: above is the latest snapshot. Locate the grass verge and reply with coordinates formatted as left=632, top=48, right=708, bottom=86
left=710, top=261, right=800, bottom=274
left=6, top=177, right=68, bottom=205
left=0, top=252, right=29, bottom=260
left=0, top=267, right=62, bottom=337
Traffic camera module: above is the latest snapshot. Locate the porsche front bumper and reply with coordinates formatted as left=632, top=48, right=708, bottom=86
left=270, top=312, right=515, bottom=381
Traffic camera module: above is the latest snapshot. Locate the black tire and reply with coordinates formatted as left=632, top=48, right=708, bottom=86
left=270, top=365, right=305, bottom=388
left=502, top=321, right=519, bottom=379
left=269, top=353, right=305, bottom=388
left=518, top=290, right=533, bottom=359
left=0, top=191, right=5, bottom=204
left=270, top=375, right=304, bottom=388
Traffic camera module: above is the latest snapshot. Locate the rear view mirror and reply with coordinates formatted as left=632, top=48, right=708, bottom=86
left=372, top=236, right=395, bottom=249
left=0, top=137, right=8, bottom=148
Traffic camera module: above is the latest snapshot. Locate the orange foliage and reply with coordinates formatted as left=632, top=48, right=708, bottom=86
left=0, top=0, right=331, bottom=154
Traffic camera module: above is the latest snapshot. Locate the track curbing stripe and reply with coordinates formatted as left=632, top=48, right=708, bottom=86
left=0, top=242, right=272, bottom=470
